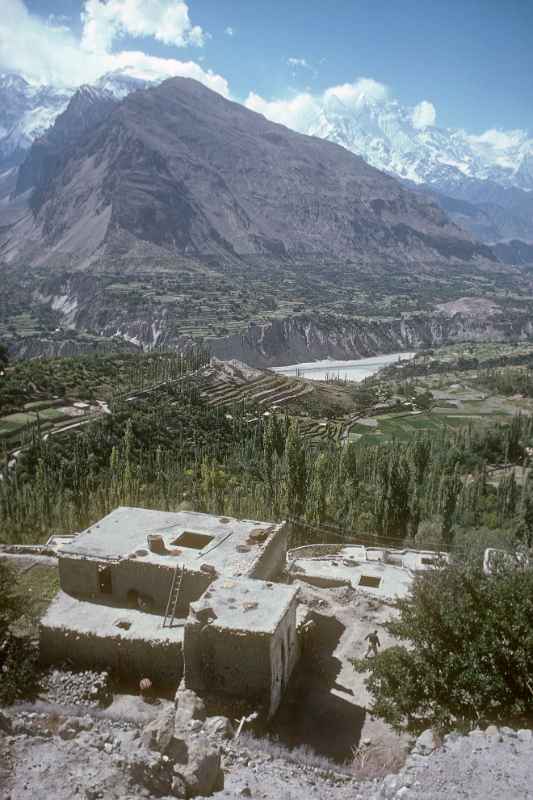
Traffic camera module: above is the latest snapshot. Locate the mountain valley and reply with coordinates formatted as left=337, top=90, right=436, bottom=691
left=2, top=73, right=533, bottom=363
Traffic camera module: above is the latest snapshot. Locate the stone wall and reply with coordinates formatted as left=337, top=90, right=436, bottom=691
left=59, top=556, right=100, bottom=596
left=112, top=561, right=213, bottom=614
left=39, top=624, right=183, bottom=688
left=183, top=592, right=299, bottom=718
left=287, top=544, right=343, bottom=560
left=184, top=617, right=273, bottom=713
left=59, top=556, right=214, bottom=615
left=248, top=524, right=288, bottom=581
left=269, top=600, right=299, bottom=716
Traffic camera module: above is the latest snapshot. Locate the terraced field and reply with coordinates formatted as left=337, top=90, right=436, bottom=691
left=196, top=361, right=314, bottom=410
left=0, top=401, right=98, bottom=448
left=192, top=361, right=345, bottom=444
left=292, top=416, right=344, bottom=446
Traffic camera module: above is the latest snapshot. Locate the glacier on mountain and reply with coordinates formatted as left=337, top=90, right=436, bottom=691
left=305, top=92, right=533, bottom=192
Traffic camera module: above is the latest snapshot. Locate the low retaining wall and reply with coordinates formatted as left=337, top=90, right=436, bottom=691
left=40, top=623, right=183, bottom=689
left=287, top=543, right=343, bottom=560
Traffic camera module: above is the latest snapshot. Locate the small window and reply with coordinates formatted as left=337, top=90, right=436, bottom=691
left=98, top=564, right=112, bottom=594
left=171, top=531, right=214, bottom=550
left=359, top=575, right=381, bottom=589
left=421, top=557, right=437, bottom=565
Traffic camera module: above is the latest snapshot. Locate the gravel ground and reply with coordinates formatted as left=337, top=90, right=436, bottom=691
left=2, top=700, right=533, bottom=800
left=371, top=727, right=533, bottom=800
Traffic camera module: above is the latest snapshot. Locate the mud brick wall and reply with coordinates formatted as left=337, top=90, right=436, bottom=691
left=39, top=624, right=183, bottom=688
left=184, top=617, right=273, bottom=711
left=248, top=525, right=288, bottom=580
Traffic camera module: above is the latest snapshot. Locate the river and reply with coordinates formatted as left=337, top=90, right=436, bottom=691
left=272, top=351, right=415, bottom=382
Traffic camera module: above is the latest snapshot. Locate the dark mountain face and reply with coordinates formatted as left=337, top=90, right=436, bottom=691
left=492, top=240, right=533, bottom=266
left=1, top=77, right=495, bottom=267
left=430, top=177, right=533, bottom=244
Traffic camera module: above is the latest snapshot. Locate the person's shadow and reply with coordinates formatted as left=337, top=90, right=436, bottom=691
left=269, top=612, right=366, bottom=762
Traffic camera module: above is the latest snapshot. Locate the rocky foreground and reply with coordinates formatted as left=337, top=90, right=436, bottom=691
left=2, top=688, right=533, bottom=800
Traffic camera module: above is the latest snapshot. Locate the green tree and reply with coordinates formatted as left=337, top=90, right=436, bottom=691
left=0, top=561, right=40, bottom=704
left=285, top=421, right=306, bottom=517
left=352, top=561, right=533, bottom=732
left=306, top=452, right=330, bottom=525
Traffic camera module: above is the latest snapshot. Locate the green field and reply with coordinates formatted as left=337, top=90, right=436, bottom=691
left=0, top=412, right=38, bottom=439
left=348, top=400, right=529, bottom=446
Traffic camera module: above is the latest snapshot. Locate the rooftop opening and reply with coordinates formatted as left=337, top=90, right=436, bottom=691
left=359, top=575, right=381, bottom=589
left=421, top=557, right=436, bottom=565
left=171, top=531, right=214, bottom=550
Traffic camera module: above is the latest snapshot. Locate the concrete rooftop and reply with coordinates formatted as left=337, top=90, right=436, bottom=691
left=289, top=545, right=448, bottom=599
left=42, top=591, right=185, bottom=644
left=61, top=507, right=282, bottom=577
left=190, top=577, right=299, bottom=635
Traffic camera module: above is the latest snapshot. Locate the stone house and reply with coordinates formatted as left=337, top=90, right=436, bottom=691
left=40, top=507, right=299, bottom=717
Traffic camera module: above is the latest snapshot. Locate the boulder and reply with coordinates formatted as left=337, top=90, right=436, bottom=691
left=179, top=739, right=223, bottom=797
left=171, top=772, right=187, bottom=798
left=0, top=711, right=12, bottom=733
left=175, top=687, right=207, bottom=725
left=58, top=720, right=80, bottom=740
left=412, top=729, right=437, bottom=756
left=142, top=706, right=176, bottom=753
left=128, top=753, right=173, bottom=796
left=204, top=715, right=234, bottom=741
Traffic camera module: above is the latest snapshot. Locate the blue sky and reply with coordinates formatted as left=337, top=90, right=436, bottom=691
left=5, top=0, right=533, bottom=134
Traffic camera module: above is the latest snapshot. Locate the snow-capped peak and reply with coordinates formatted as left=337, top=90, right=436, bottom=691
left=305, top=93, right=533, bottom=191
left=94, top=70, right=154, bottom=99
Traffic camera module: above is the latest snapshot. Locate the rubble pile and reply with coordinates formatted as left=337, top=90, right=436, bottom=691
left=43, top=667, right=113, bottom=707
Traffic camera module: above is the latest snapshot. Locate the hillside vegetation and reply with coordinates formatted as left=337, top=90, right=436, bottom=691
left=1, top=349, right=532, bottom=555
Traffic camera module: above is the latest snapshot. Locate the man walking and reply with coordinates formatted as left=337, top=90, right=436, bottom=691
left=364, top=629, right=381, bottom=658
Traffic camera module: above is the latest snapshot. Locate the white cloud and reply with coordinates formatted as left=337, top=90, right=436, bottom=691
left=412, top=100, right=436, bottom=129
left=324, top=78, right=389, bottom=109
left=225, top=26, right=235, bottom=36
left=467, top=128, right=527, bottom=150
left=245, top=78, right=389, bottom=132
left=287, top=57, right=310, bottom=70
left=245, top=91, right=320, bottom=133
left=0, top=0, right=229, bottom=94
left=81, top=0, right=206, bottom=53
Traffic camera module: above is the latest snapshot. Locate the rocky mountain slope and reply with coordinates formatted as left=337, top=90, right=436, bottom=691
left=1, top=69, right=531, bottom=245
left=1, top=77, right=493, bottom=268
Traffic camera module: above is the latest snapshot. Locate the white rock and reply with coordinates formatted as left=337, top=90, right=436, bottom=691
left=413, top=729, right=437, bottom=756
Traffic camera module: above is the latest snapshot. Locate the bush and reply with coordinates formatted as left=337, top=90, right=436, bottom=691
left=0, top=561, right=41, bottom=704
left=352, top=560, right=533, bottom=732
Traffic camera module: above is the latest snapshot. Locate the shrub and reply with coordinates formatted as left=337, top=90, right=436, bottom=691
left=352, top=560, right=533, bottom=733
left=0, top=561, right=41, bottom=704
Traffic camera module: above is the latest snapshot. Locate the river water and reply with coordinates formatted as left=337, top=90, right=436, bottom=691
left=272, top=351, right=415, bottom=382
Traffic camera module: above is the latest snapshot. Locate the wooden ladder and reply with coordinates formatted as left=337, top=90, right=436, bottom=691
left=162, top=565, right=184, bottom=628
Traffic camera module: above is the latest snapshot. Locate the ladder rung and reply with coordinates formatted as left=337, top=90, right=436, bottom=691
left=163, top=565, right=184, bottom=628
